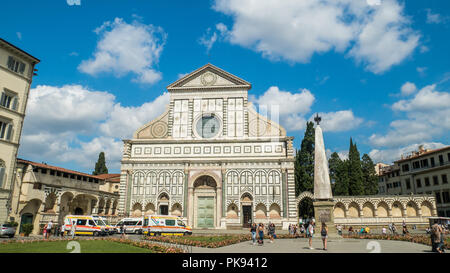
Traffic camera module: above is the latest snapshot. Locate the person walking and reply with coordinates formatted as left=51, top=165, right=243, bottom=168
left=258, top=223, right=264, bottom=245
left=43, top=223, right=48, bottom=240
left=307, top=220, right=315, bottom=249
left=321, top=222, right=328, bottom=251
left=432, top=223, right=444, bottom=253
left=46, top=220, right=53, bottom=239
left=268, top=223, right=275, bottom=243
left=61, top=224, right=65, bottom=238
left=120, top=223, right=126, bottom=239
left=250, top=223, right=257, bottom=245
left=71, top=220, right=77, bottom=239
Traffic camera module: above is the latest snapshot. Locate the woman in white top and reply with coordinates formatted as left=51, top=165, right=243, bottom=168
left=308, top=220, right=315, bottom=250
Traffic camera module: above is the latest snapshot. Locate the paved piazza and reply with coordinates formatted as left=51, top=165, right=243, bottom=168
left=191, top=237, right=431, bottom=253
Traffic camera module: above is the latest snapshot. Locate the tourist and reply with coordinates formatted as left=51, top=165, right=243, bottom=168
left=402, top=225, right=409, bottom=236
left=71, top=220, right=76, bottom=239
left=46, top=220, right=53, bottom=239
left=360, top=227, right=365, bottom=234
left=382, top=227, right=387, bottom=235
left=258, top=223, right=264, bottom=245
left=43, top=223, right=48, bottom=239
left=268, top=223, right=275, bottom=243
left=365, top=226, right=370, bottom=234
left=431, top=223, right=444, bottom=253
left=61, top=224, right=65, bottom=238
left=293, top=224, right=298, bottom=237
left=250, top=223, right=257, bottom=245
left=300, top=225, right=305, bottom=235
left=120, top=223, right=125, bottom=239
left=288, top=224, right=292, bottom=237
left=337, top=225, right=342, bottom=236
left=392, top=223, right=397, bottom=235
left=348, top=226, right=353, bottom=235
left=321, top=222, right=328, bottom=251
left=307, top=220, right=315, bottom=249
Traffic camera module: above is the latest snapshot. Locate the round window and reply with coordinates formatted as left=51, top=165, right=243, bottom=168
left=196, top=114, right=221, bottom=138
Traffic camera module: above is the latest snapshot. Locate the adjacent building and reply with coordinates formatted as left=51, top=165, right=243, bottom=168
left=9, top=158, right=120, bottom=235
left=0, top=38, right=39, bottom=223
left=119, top=64, right=297, bottom=229
left=378, top=145, right=450, bottom=217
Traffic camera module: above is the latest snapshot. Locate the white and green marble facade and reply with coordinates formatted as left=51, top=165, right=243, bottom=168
left=119, top=64, right=297, bottom=229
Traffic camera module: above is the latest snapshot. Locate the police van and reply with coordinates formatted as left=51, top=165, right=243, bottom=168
left=63, top=215, right=110, bottom=236
left=114, top=217, right=144, bottom=234
left=143, top=215, right=192, bottom=236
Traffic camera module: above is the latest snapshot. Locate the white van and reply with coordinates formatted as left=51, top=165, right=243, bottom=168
left=63, top=215, right=110, bottom=236
left=92, top=216, right=115, bottom=235
left=114, top=217, right=144, bottom=234
left=143, top=215, right=192, bottom=236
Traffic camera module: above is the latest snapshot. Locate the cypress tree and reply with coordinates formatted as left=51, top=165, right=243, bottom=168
left=329, top=152, right=349, bottom=196
left=93, top=152, right=108, bottom=175
left=347, top=138, right=364, bottom=196
left=362, top=153, right=378, bottom=195
left=294, top=121, right=315, bottom=196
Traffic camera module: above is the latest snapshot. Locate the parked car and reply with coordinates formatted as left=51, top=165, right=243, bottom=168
left=0, top=223, right=16, bottom=238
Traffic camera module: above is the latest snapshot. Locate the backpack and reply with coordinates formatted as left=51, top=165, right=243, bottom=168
left=321, top=227, right=327, bottom=236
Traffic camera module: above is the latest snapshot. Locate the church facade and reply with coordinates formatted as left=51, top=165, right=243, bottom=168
left=118, top=64, right=297, bottom=229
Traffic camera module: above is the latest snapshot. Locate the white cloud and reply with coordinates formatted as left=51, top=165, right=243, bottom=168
left=211, top=0, right=419, bottom=74
left=308, top=110, right=363, bottom=132
left=99, top=92, right=169, bottom=139
left=400, top=81, right=417, bottom=96
left=370, top=83, right=450, bottom=147
left=16, top=32, right=22, bottom=40
left=426, top=9, right=443, bottom=24
left=199, top=28, right=218, bottom=53
left=20, top=84, right=168, bottom=172
left=78, top=18, right=166, bottom=84
left=251, top=86, right=314, bottom=131
left=369, top=142, right=447, bottom=164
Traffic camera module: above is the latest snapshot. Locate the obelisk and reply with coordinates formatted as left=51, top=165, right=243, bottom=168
left=312, top=114, right=338, bottom=236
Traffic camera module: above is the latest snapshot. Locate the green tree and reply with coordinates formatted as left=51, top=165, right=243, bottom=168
left=362, top=153, right=378, bottom=195
left=294, top=121, right=315, bottom=196
left=329, top=152, right=349, bottom=196
left=93, top=152, right=108, bottom=175
left=347, top=138, right=364, bottom=196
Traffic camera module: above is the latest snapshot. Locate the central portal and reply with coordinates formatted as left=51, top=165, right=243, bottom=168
left=193, top=175, right=217, bottom=229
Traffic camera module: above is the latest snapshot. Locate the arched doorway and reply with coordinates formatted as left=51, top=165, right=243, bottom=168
left=19, top=213, right=34, bottom=233
left=241, top=193, right=253, bottom=227
left=74, top=207, right=84, bottom=215
left=298, top=197, right=314, bottom=222
left=193, top=175, right=217, bottom=228
left=158, top=193, right=169, bottom=215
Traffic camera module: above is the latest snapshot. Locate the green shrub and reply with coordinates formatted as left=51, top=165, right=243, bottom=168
left=8, top=221, right=19, bottom=227
left=22, top=223, right=34, bottom=237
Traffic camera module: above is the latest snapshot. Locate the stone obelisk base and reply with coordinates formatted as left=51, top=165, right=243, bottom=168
left=313, top=200, right=340, bottom=238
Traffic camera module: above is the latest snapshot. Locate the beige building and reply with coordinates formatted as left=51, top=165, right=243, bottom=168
left=0, top=38, right=39, bottom=223
left=9, top=159, right=120, bottom=235
left=119, top=64, right=297, bottom=229
left=378, top=145, right=450, bottom=217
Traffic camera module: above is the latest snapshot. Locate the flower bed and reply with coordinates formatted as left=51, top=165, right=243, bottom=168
left=0, top=237, right=184, bottom=253
left=342, top=234, right=450, bottom=249
left=144, top=233, right=306, bottom=248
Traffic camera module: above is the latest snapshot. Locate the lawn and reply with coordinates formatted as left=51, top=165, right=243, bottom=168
left=0, top=240, right=155, bottom=253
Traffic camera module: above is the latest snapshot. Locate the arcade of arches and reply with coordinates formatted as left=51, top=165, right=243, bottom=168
left=9, top=159, right=119, bottom=235
left=296, top=191, right=438, bottom=226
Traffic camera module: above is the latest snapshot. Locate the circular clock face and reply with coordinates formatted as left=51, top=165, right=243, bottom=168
left=196, top=114, right=220, bottom=138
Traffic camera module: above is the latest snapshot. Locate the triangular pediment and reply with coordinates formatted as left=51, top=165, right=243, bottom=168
left=167, top=63, right=251, bottom=91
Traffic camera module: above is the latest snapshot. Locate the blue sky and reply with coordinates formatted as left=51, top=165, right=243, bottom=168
left=1, top=0, right=449, bottom=173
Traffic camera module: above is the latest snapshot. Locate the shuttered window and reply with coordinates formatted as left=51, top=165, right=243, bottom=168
left=7, top=56, right=26, bottom=75
left=0, top=120, right=13, bottom=141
